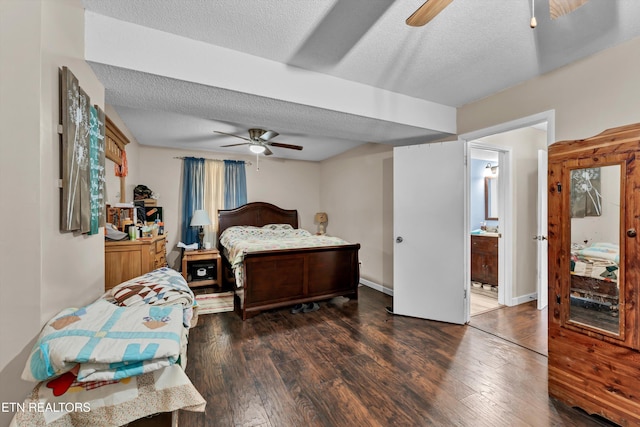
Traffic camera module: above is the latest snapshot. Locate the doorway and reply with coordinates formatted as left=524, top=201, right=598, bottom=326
left=469, top=147, right=504, bottom=316
left=462, top=111, right=554, bottom=323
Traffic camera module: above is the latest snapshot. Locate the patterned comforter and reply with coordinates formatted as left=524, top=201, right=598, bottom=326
left=219, top=224, right=351, bottom=288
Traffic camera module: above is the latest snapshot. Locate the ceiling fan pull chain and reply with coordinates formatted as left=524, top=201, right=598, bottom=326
left=530, top=0, right=537, bottom=28
left=256, top=152, right=260, bottom=171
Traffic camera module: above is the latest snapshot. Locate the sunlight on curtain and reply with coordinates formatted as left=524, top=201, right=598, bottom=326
left=224, top=160, right=247, bottom=208
left=204, top=160, right=224, bottom=247
left=181, top=157, right=205, bottom=245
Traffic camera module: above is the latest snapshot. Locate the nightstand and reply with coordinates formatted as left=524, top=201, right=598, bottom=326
left=181, top=249, right=222, bottom=288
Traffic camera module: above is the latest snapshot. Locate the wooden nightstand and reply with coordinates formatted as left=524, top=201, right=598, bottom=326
left=181, top=249, right=222, bottom=288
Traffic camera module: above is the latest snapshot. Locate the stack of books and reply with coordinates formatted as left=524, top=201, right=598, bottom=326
left=195, top=291, right=234, bottom=314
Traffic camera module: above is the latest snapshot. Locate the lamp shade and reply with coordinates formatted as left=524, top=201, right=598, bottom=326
left=190, top=209, right=211, bottom=227
left=314, top=212, right=328, bottom=223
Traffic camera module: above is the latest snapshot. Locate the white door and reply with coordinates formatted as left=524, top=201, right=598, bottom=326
left=393, top=141, right=466, bottom=324
left=537, top=149, right=549, bottom=310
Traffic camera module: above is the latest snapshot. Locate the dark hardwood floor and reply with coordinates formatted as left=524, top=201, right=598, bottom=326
left=180, top=286, right=616, bottom=427
left=470, top=300, right=548, bottom=356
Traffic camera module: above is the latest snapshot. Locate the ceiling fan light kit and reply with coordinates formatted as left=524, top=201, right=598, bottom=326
left=215, top=128, right=303, bottom=157
left=249, top=144, right=266, bottom=154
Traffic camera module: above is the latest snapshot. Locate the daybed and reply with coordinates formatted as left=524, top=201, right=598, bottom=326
left=217, top=202, right=361, bottom=320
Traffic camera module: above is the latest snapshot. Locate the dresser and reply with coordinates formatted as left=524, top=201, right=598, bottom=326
left=470, top=234, right=498, bottom=286
left=547, top=123, right=640, bottom=425
left=104, top=235, right=167, bottom=290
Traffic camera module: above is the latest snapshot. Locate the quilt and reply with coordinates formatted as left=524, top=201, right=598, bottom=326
left=102, top=267, right=195, bottom=327
left=22, top=299, right=184, bottom=383
left=219, top=224, right=351, bottom=287
left=570, top=242, right=619, bottom=283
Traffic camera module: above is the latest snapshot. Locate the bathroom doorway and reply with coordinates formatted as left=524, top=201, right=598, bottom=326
left=469, top=147, right=504, bottom=316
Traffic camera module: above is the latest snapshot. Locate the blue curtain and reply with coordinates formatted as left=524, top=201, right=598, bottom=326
left=224, top=160, right=247, bottom=208
left=181, top=157, right=205, bottom=244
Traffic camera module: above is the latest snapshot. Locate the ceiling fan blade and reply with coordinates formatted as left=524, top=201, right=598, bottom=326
left=549, top=0, right=588, bottom=19
left=260, top=130, right=279, bottom=141
left=263, top=146, right=273, bottom=156
left=221, top=142, right=250, bottom=148
left=214, top=131, right=250, bottom=142
left=406, top=0, right=453, bottom=27
left=269, top=142, right=303, bottom=151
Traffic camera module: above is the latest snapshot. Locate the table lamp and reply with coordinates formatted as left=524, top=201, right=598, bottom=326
left=314, top=212, right=328, bottom=235
left=190, top=209, right=211, bottom=249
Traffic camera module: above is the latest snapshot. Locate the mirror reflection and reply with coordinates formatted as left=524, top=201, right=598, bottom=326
left=569, top=164, right=620, bottom=334
left=485, top=176, right=498, bottom=220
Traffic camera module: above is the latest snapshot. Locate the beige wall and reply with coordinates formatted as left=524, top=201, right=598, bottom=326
left=476, top=127, right=547, bottom=299
left=459, top=35, right=640, bottom=302
left=0, top=1, right=105, bottom=426
left=320, top=143, right=394, bottom=289
left=459, top=36, right=640, bottom=141
left=136, top=145, right=321, bottom=268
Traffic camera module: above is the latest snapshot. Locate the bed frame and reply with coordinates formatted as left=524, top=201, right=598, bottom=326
left=217, top=202, right=360, bottom=319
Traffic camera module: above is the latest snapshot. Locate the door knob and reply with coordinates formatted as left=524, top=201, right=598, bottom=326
left=627, top=228, right=637, bottom=238
left=396, top=236, right=404, bottom=243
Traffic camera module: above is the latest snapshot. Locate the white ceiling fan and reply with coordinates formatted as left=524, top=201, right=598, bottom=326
left=215, top=128, right=303, bottom=156
left=405, top=0, right=589, bottom=27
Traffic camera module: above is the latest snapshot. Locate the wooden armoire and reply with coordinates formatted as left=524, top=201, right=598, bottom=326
left=548, top=123, right=640, bottom=425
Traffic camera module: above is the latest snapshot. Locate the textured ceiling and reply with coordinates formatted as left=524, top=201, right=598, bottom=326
left=82, top=0, right=640, bottom=161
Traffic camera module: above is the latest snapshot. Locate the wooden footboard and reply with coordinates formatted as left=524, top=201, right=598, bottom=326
left=234, top=244, right=360, bottom=320
left=217, top=202, right=361, bottom=320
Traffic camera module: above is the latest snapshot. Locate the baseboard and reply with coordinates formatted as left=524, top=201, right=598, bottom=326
left=511, top=292, right=537, bottom=305
left=359, top=278, right=393, bottom=296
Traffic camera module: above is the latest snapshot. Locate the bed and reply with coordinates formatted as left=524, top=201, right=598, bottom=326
left=570, top=242, right=619, bottom=312
left=217, top=202, right=360, bottom=320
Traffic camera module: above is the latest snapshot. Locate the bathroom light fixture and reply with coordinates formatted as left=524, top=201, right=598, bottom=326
left=485, top=163, right=499, bottom=176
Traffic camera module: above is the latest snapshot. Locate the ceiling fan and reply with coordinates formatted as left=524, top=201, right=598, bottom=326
left=405, top=0, right=588, bottom=27
left=215, top=128, right=303, bottom=156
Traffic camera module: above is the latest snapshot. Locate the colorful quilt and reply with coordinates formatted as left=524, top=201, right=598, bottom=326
left=103, top=267, right=194, bottom=309
left=11, top=365, right=205, bottom=427
left=22, top=299, right=184, bottom=383
left=102, top=267, right=195, bottom=327
left=219, top=225, right=351, bottom=288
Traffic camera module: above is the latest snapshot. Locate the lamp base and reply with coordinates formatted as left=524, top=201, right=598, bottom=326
left=198, top=227, right=204, bottom=250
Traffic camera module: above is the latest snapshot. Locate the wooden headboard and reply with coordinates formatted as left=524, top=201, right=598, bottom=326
left=217, top=202, right=298, bottom=242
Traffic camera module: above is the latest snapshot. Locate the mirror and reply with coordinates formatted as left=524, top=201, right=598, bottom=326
left=568, top=164, right=621, bottom=335
left=484, top=177, right=498, bottom=220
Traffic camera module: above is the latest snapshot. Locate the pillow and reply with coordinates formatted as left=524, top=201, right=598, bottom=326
left=262, top=223, right=294, bottom=230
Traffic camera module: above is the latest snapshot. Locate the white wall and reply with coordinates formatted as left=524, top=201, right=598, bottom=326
left=320, top=143, right=394, bottom=290
left=137, top=146, right=321, bottom=268
left=0, top=1, right=105, bottom=426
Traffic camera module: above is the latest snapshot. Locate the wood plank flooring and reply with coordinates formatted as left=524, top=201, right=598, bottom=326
left=180, top=286, right=616, bottom=427
left=470, top=300, right=548, bottom=356
left=470, top=290, right=502, bottom=316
